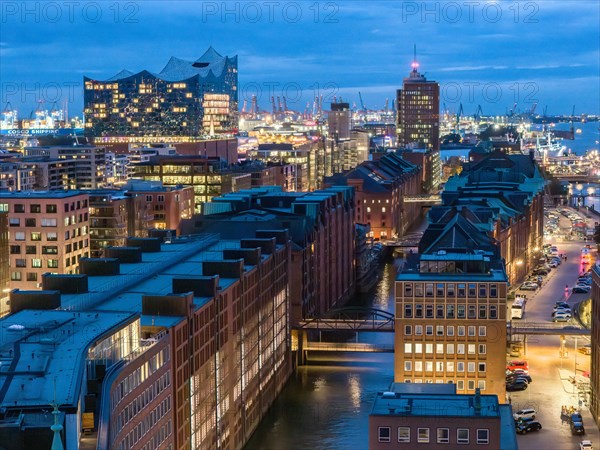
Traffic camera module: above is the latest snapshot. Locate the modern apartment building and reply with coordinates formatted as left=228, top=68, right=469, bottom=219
left=1, top=191, right=90, bottom=290
left=24, top=145, right=106, bottom=189
left=131, top=155, right=251, bottom=213
left=394, top=214, right=508, bottom=401
left=368, top=383, right=517, bottom=449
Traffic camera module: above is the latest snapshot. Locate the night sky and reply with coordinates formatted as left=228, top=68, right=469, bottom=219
left=1, top=0, right=599, bottom=117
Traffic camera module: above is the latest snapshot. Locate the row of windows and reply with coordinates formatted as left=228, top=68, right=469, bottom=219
left=403, top=342, right=487, bottom=355
left=13, top=258, right=59, bottom=268
left=10, top=239, right=88, bottom=254
left=113, top=348, right=170, bottom=408
left=11, top=200, right=87, bottom=214
left=402, top=304, right=498, bottom=320
left=403, top=360, right=487, bottom=373
left=403, top=283, right=498, bottom=298
left=403, top=379, right=485, bottom=391
left=116, top=375, right=171, bottom=433
left=378, top=427, right=489, bottom=445
left=404, top=325, right=487, bottom=337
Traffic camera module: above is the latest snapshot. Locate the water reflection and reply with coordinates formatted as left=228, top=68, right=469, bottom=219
left=245, top=263, right=397, bottom=450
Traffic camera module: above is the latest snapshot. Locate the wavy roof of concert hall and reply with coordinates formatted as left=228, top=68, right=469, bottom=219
left=87, top=46, right=237, bottom=82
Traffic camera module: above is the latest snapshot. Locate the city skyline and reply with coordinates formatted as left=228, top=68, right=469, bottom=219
left=1, top=1, right=599, bottom=116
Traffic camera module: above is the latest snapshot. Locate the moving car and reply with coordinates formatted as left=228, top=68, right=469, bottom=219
left=555, top=301, right=570, bottom=309
left=553, top=312, right=571, bottom=322
left=552, top=309, right=572, bottom=318
left=513, top=408, right=536, bottom=420
left=572, top=421, right=586, bottom=435
left=580, top=440, right=593, bottom=450
left=517, top=421, right=542, bottom=434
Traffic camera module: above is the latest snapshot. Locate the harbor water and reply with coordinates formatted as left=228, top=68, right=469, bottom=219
left=244, top=262, right=397, bottom=450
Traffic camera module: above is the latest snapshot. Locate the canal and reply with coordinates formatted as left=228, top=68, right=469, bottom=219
left=245, top=262, right=398, bottom=450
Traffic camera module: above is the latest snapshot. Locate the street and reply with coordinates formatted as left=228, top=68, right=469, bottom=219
left=510, top=208, right=598, bottom=450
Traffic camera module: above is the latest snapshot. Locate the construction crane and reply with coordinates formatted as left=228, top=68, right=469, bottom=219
left=358, top=91, right=366, bottom=111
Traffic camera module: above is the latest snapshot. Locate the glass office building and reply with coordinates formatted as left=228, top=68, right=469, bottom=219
left=84, top=47, right=238, bottom=138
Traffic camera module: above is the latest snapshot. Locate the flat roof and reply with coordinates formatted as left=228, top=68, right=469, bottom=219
left=60, top=235, right=278, bottom=316
left=0, top=310, right=137, bottom=409
left=0, top=191, right=86, bottom=199
left=371, top=384, right=501, bottom=418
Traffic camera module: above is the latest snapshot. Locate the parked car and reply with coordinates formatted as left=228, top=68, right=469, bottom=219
left=572, top=421, right=586, bottom=435
left=532, top=268, right=549, bottom=276
left=549, top=260, right=560, bottom=268
left=517, top=421, right=542, bottom=434
left=507, top=361, right=529, bottom=372
left=513, top=408, right=536, bottom=420
left=555, top=301, right=570, bottom=309
left=579, top=345, right=592, bottom=355
left=573, top=285, right=591, bottom=294
left=507, top=373, right=532, bottom=383
left=580, top=440, right=593, bottom=450
left=553, top=305, right=572, bottom=314
left=520, top=282, right=539, bottom=291
left=506, top=380, right=528, bottom=391
left=552, top=310, right=572, bottom=318
left=578, top=278, right=592, bottom=286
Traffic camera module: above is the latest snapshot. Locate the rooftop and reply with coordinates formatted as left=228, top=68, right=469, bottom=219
left=0, top=310, right=137, bottom=409
left=0, top=190, right=86, bottom=199
left=371, top=384, right=500, bottom=418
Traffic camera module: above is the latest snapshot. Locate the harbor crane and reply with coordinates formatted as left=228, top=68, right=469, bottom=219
left=474, top=105, right=483, bottom=122
left=358, top=91, right=366, bottom=111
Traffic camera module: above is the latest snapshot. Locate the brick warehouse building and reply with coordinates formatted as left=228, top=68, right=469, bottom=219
left=1, top=231, right=291, bottom=450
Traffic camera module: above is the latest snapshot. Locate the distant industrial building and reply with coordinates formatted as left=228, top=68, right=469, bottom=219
left=84, top=47, right=238, bottom=138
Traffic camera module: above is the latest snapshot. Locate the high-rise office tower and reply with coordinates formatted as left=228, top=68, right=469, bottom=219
left=396, top=47, right=440, bottom=151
